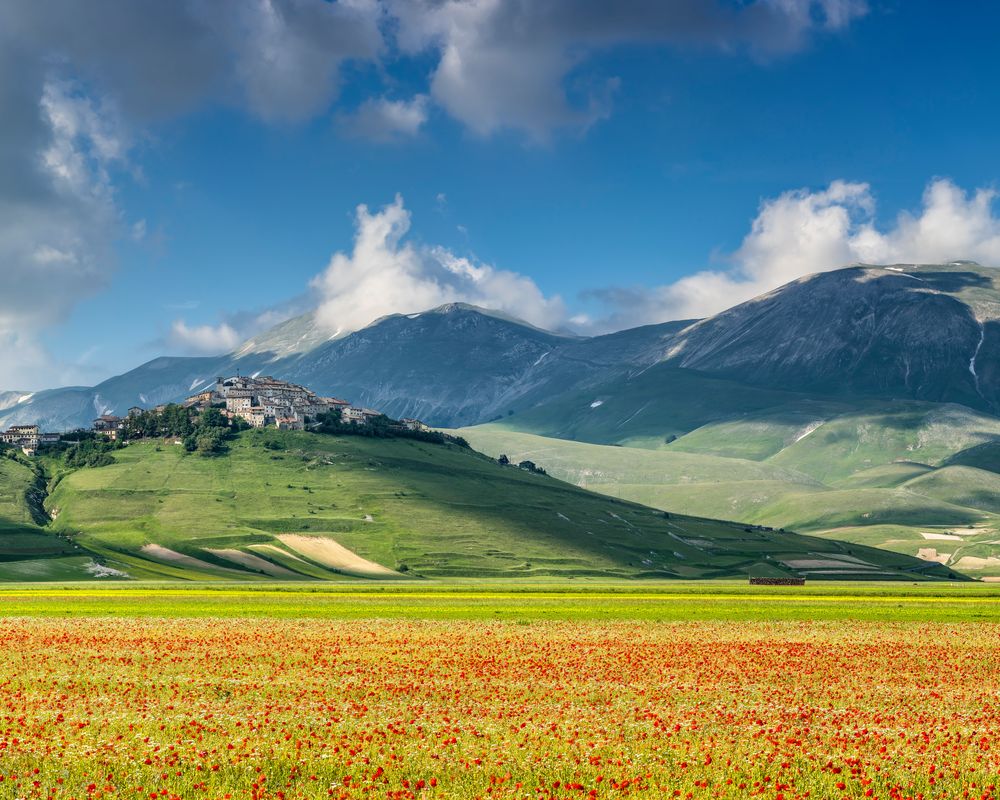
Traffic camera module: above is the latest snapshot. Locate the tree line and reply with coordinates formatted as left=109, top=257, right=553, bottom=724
left=314, top=409, right=469, bottom=448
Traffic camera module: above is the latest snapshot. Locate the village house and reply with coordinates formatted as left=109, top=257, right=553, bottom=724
left=275, top=416, right=304, bottom=431
left=242, top=408, right=268, bottom=428
left=340, top=407, right=367, bottom=424
left=93, top=415, right=124, bottom=440
left=182, top=391, right=216, bottom=411
left=225, top=390, right=253, bottom=414
left=1, top=424, right=58, bottom=455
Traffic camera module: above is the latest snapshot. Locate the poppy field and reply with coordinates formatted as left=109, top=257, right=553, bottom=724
left=1, top=608, right=998, bottom=800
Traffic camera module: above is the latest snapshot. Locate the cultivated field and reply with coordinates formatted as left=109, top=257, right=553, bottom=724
left=1, top=584, right=999, bottom=799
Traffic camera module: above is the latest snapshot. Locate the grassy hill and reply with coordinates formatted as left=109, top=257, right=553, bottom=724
left=458, top=411, right=1000, bottom=579
left=0, top=430, right=962, bottom=582
left=0, top=453, right=93, bottom=580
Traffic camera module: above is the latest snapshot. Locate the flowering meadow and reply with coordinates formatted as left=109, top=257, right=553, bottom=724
left=0, top=618, right=997, bottom=800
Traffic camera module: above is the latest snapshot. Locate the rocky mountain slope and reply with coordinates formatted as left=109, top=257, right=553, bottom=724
left=0, top=391, right=32, bottom=412
left=1, top=304, right=685, bottom=431
left=662, top=263, right=1000, bottom=412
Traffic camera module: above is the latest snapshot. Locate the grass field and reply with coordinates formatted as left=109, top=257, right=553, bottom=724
left=1, top=581, right=999, bottom=622
left=0, top=431, right=959, bottom=582
left=458, top=407, right=1000, bottom=577
left=0, top=455, right=81, bottom=568
left=0, top=585, right=999, bottom=799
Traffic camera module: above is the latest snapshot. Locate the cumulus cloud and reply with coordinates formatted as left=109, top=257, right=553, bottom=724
left=390, top=0, right=866, bottom=138
left=339, top=95, right=429, bottom=142
left=0, top=74, right=125, bottom=389
left=199, top=0, right=384, bottom=123
left=167, top=320, right=243, bottom=355
left=1, top=0, right=384, bottom=124
left=165, top=295, right=312, bottom=356
left=0, top=0, right=385, bottom=388
left=312, top=195, right=566, bottom=333
left=593, top=178, right=1000, bottom=328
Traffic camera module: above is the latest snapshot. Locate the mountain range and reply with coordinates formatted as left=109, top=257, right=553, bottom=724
left=4, top=261, right=1000, bottom=579
left=6, top=262, right=999, bottom=432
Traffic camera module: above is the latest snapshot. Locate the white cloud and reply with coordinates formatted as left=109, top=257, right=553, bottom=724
left=595, top=178, right=1000, bottom=327
left=311, top=195, right=566, bottom=333
left=0, top=0, right=386, bottom=389
left=167, top=320, right=243, bottom=355
left=200, top=0, right=384, bottom=123
left=0, top=77, right=124, bottom=389
left=391, top=0, right=866, bottom=138
left=340, top=95, right=429, bottom=142
left=164, top=295, right=312, bottom=356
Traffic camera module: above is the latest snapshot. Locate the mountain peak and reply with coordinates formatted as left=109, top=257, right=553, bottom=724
left=663, top=261, right=1000, bottom=411
left=429, top=301, right=489, bottom=314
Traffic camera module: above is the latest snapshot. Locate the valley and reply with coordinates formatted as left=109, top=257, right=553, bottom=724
left=3, top=262, right=1000, bottom=582
left=0, top=429, right=958, bottom=582
left=458, top=395, right=1000, bottom=578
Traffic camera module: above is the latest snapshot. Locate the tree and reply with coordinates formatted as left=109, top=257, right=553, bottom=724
left=199, top=407, right=227, bottom=429
left=195, top=428, right=227, bottom=456
left=497, top=454, right=510, bottom=465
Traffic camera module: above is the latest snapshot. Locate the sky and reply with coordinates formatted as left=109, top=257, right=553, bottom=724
left=4, top=0, right=1000, bottom=390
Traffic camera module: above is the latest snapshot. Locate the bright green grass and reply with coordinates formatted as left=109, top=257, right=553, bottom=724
left=741, top=487, right=990, bottom=531
left=458, top=415, right=1000, bottom=577
left=0, top=581, right=999, bottom=622
left=766, top=402, right=1000, bottom=483
left=0, top=430, right=962, bottom=582
left=449, top=426, right=822, bottom=488
left=0, top=456, right=37, bottom=533
left=0, top=456, right=79, bottom=569
left=900, top=465, right=1000, bottom=513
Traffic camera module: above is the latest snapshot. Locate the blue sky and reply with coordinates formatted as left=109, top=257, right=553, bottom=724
left=4, top=0, right=1000, bottom=390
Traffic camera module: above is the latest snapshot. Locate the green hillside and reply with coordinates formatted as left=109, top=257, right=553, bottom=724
left=0, top=431, right=962, bottom=582
left=458, top=412, right=1000, bottom=579
left=0, top=453, right=91, bottom=580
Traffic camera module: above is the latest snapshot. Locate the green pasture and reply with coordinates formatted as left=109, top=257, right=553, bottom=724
left=0, top=581, right=998, bottom=622
left=0, top=430, right=958, bottom=582
left=458, top=399, right=1000, bottom=577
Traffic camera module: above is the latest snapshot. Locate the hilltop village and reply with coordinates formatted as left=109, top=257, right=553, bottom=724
left=96, top=375, right=427, bottom=438
left=1, top=375, right=427, bottom=455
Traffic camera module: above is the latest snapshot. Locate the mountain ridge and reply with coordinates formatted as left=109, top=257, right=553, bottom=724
left=4, top=262, right=1000, bottom=432
left=661, top=263, right=1000, bottom=411
left=0, top=304, right=682, bottom=430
